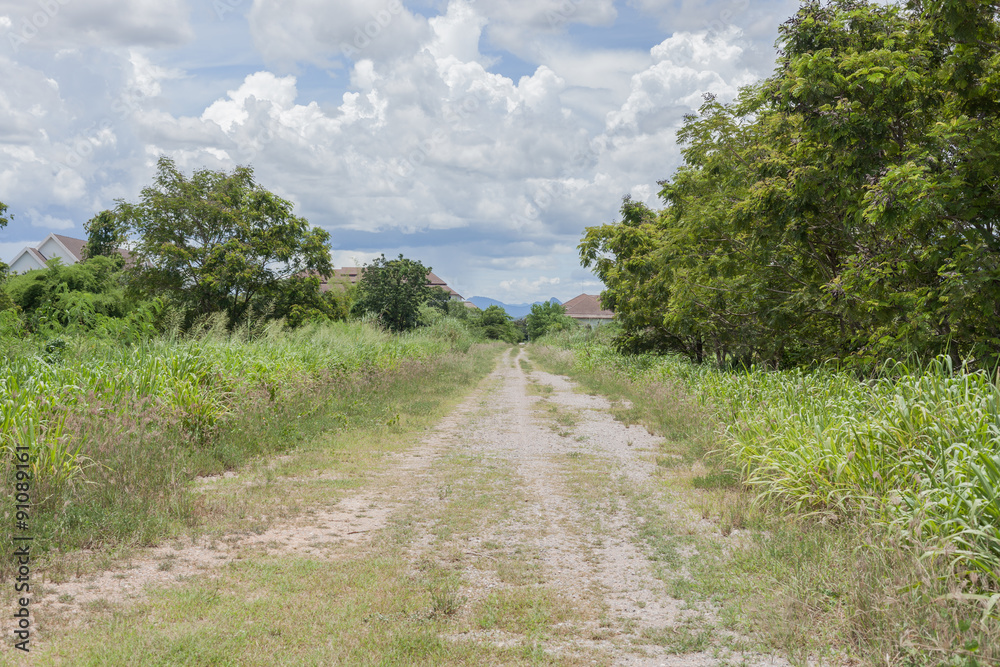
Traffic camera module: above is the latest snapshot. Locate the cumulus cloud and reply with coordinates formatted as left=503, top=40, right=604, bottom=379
left=248, top=0, right=431, bottom=67
left=0, top=0, right=799, bottom=299
left=607, top=28, right=756, bottom=133
left=127, top=50, right=184, bottom=99
left=27, top=208, right=73, bottom=230
left=0, top=0, right=192, bottom=52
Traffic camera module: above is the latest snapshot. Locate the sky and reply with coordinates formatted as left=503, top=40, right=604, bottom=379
left=0, top=0, right=802, bottom=303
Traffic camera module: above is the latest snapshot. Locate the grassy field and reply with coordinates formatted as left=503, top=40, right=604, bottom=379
left=30, top=340, right=512, bottom=665
left=0, top=318, right=484, bottom=567
left=530, top=335, right=1000, bottom=665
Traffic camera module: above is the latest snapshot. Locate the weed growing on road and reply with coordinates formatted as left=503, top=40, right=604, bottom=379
left=530, top=341, right=1000, bottom=664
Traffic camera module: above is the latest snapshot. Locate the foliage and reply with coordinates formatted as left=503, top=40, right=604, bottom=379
left=351, top=254, right=435, bottom=332
left=261, top=274, right=352, bottom=329
left=83, top=209, right=127, bottom=262
left=3, top=256, right=156, bottom=335
left=0, top=281, right=16, bottom=314
left=473, top=304, right=522, bottom=343
left=425, top=286, right=454, bottom=315
left=525, top=300, right=576, bottom=341
left=581, top=0, right=1000, bottom=368
left=551, top=336, right=1000, bottom=585
left=0, top=319, right=483, bottom=562
left=117, top=157, right=333, bottom=327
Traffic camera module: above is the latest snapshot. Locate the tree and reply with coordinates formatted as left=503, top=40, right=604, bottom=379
left=474, top=304, right=522, bottom=343
left=83, top=209, right=127, bottom=262
left=0, top=200, right=14, bottom=313
left=117, top=157, right=333, bottom=327
left=351, top=254, right=434, bottom=332
left=4, top=256, right=149, bottom=332
left=580, top=0, right=1000, bottom=368
left=263, top=274, right=352, bottom=328
left=525, top=301, right=575, bottom=340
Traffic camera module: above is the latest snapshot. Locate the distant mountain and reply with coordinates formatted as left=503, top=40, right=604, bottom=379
left=467, top=296, right=561, bottom=319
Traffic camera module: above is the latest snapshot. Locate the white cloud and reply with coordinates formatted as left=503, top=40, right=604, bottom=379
left=0, top=0, right=192, bottom=51
left=127, top=50, right=184, bottom=99
left=248, top=0, right=431, bottom=66
left=27, top=208, right=73, bottom=230
left=607, top=29, right=756, bottom=133
left=0, top=0, right=797, bottom=298
left=202, top=72, right=300, bottom=132
left=426, top=0, right=488, bottom=64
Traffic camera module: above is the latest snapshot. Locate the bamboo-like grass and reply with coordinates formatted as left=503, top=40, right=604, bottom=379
left=561, top=341, right=1000, bottom=587
left=0, top=317, right=480, bottom=560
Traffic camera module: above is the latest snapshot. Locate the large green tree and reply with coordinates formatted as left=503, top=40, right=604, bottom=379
left=117, top=157, right=333, bottom=326
left=351, top=254, right=435, bottom=332
left=474, top=304, right=522, bottom=343
left=83, top=209, right=128, bottom=262
left=525, top=301, right=576, bottom=341
left=582, top=0, right=1000, bottom=368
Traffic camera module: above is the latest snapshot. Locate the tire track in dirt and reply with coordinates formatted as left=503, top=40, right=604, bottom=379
left=19, top=346, right=792, bottom=665
left=397, top=346, right=789, bottom=666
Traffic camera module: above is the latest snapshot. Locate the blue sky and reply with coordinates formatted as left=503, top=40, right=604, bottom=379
left=0, top=0, right=801, bottom=302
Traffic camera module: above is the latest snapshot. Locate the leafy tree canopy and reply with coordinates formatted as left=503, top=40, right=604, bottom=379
left=4, top=256, right=155, bottom=335
left=262, top=275, right=352, bottom=329
left=525, top=301, right=576, bottom=341
left=117, top=157, right=333, bottom=327
left=83, top=209, right=128, bottom=262
left=474, top=304, right=522, bottom=344
left=351, top=254, right=435, bottom=332
left=582, top=0, right=1000, bottom=368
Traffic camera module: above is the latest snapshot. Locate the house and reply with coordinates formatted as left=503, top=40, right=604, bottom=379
left=319, top=267, right=465, bottom=301
left=563, top=294, right=614, bottom=327
left=6, top=234, right=131, bottom=274
left=8, top=234, right=87, bottom=273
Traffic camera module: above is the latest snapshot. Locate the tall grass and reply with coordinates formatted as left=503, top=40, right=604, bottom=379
left=0, top=318, right=480, bottom=563
left=542, top=333, right=1000, bottom=588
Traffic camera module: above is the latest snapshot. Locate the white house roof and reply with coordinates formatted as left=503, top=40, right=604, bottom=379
left=8, top=246, right=48, bottom=273
left=47, top=234, right=87, bottom=262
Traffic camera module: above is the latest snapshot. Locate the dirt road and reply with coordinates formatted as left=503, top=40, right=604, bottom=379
left=359, top=347, right=785, bottom=665
left=24, top=347, right=791, bottom=665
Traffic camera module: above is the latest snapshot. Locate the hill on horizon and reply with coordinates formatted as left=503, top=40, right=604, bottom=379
left=467, top=296, right=561, bottom=319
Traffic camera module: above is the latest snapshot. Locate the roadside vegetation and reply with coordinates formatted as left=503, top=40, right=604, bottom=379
left=0, top=317, right=490, bottom=569
left=0, top=163, right=522, bottom=579
left=556, top=2, right=1000, bottom=660
left=531, top=328, right=999, bottom=663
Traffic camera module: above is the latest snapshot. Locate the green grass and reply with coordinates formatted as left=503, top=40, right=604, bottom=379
left=540, top=341, right=1000, bottom=583
left=38, top=554, right=561, bottom=666
left=31, top=341, right=589, bottom=666
left=529, top=339, right=1000, bottom=665
left=0, top=319, right=487, bottom=570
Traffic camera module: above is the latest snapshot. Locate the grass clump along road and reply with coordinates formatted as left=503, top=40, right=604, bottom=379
left=532, top=330, right=1000, bottom=665
left=0, top=318, right=490, bottom=569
